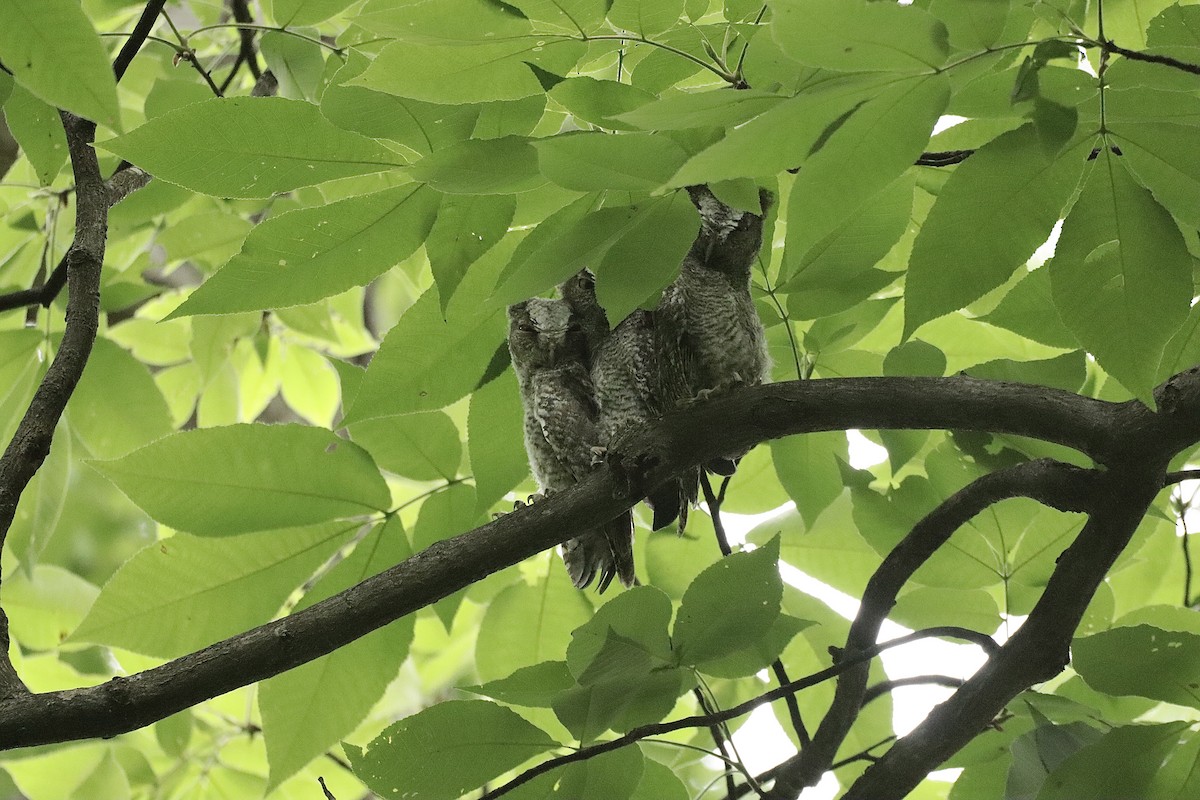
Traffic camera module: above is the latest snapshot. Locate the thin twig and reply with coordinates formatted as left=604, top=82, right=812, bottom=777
left=700, top=472, right=812, bottom=750
left=693, top=687, right=745, bottom=799
left=1102, top=39, right=1200, bottom=75
left=862, top=675, right=964, bottom=706
left=112, top=0, right=169, bottom=81
left=1165, top=469, right=1200, bottom=486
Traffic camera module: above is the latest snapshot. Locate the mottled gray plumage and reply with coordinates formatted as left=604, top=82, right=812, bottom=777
left=559, top=271, right=693, bottom=531
left=658, top=187, right=772, bottom=474
left=507, top=297, right=635, bottom=591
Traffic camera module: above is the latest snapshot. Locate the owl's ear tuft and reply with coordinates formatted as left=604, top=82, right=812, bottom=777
left=507, top=301, right=529, bottom=322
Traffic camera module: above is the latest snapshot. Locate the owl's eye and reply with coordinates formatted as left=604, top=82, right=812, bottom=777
left=567, top=322, right=582, bottom=333
left=517, top=324, right=537, bottom=333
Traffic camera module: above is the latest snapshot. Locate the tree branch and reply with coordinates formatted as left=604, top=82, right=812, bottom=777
left=479, top=627, right=993, bottom=800
left=0, top=168, right=150, bottom=315
left=0, top=114, right=109, bottom=699
left=862, top=675, right=965, bottom=707
left=0, top=370, right=1192, bottom=747
left=843, top=461, right=1166, bottom=798
left=764, top=459, right=1102, bottom=797
left=1102, top=39, right=1200, bottom=75
left=112, top=0, right=168, bottom=81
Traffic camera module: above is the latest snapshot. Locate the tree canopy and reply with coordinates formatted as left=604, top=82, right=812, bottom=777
left=0, top=0, right=1199, bottom=798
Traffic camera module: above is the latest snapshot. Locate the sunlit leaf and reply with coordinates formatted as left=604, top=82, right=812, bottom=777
left=91, top=424, right=390, bottom=535
left=346, top=700, right=558, bottom=798
left=0, top=0, right=118, bottom=126
left=98, top=98, right=404, bottom=198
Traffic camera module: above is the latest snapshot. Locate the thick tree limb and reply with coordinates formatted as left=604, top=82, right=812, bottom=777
left=843, top=461, right=1166, bottom=798
left=0, top=371, right=1194, bottom=746
left=0, top=114, right=108, bottom=699
left=763, top=459, right=1102, bottom=798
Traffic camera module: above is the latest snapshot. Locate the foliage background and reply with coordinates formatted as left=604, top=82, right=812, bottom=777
left=0, top=0, right=1199, bottom=797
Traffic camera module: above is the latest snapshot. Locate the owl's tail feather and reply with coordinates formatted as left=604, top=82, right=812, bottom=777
left=562, top=511, right=636, bottom=593
left=647, top=468, right=699, bottom=532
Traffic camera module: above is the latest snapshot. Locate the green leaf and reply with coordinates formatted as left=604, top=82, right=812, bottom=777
left=670, top=74, right=894, bottom=185
left=891, top=587, right=1000, bottom=634
left=1111, top=122, right=1200, bottom=229
left=3, top=565, right=97, bottom=651
left=356, top=0, right=532, bottom=40
left=978, top=266, right=1080, bottom=350
left=91, top=424, right=390, bottom=535
left=771, top=0, right=950, bottom=72
left=492, top=198, right=691, bottom=307
left=884, top=340, right=947, bottom=377
left=905, top=125, right=1093, bottom=336
left=566, top=586, right=674, bottom=679
left=67, top=338, right=173, bottom=459
left=348, top=410, right=462, bottom=481
left=258, top=32, right=326, bottom=102
left=3, top=84, right=67, bottom=186
left=469, top=369, right=530, bottom=515
left=595, top=191, right=699, bottom=322
left=535, top=131, right=689, bottom=191
left=342, top=238, right=510, bottom=424
left=349, top=39, right=586, bottom=104
left=786, top=74, right=948, bottom=259
left=269, top=0, right=358, bottom=25
left=607, top=0, right=685, bottom=35
left=615, top=88, right=783, bottom=131
left=427, top=193, right=516, bottom=314
left=465, top=661, right=576, bottom=707
left=770, top=433, right=848, bottom=527
left=411, top=136, right=545, bottom=194
left=97, top=98, right=404, bottom=198
left=553, top=634, right=686, bottom=740
left=697, top=612, right=811, bottom=679
left=70, top=521, right=357, bottom=657
left=781, top=173, right=913, bottom=290
left=630, top=758, right=689, bottom=800
left=672, top=536, right=782, bottom=665
left=346, top=700, right=558, bottom=798
left=0, top=0, right=119, bottom=127
left=506, top=0, right=608, bottom=32
left=1040, top=723, right=1190, bottom=800
left=549, top=77, right=656, bottom=131
left=321, top=53, right=481, bottom=154
left=9, top=418, right=70, bottom=575
left=261, top=517, right=415, bottom=790
left=929, top=0, right=1011, bottom=49
left=1049, top=152, right=1191, bottom=401
left=555, top=746, right=643, bottom=799
left=172, top=184, right=439, bottom=316
left=1074, top=622, right=1200, bottom=709
left=475, top=568, right=593, bottom=682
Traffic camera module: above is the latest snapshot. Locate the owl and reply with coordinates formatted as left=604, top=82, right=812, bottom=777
left=559, top=270, right=693, bottom=531
left=507, top=296, right=636, bottom=592
left=657, top=186, right=772, bottom=474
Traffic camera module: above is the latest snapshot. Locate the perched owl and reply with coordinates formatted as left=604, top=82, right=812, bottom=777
left=557, top=269, right=610, bottom=366
left=658, top=186, right=772, bottom=474
left=561, top=271, right=694, bottom=531
left=507, top=297, right=636, bottom=591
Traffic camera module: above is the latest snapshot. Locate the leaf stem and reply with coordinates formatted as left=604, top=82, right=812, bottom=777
left=187, top=22, right=346, bottom=56
left=581, top=34, right=737, bottom=84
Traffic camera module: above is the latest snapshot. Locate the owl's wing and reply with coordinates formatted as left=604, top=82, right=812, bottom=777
left=532, top=365, right=599, bottom=482
left=653, top=281, right=695, bottom=411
